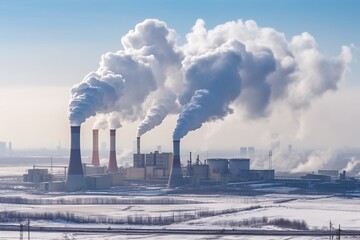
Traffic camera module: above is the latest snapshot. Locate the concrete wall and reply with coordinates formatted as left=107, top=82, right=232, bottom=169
left=126, top=167, right=145, bottom=180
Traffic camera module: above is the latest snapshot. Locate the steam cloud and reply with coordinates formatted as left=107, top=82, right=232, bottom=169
left=69, top=19, right=180, bottom=128
left=173, top=19, right=351, bottom=140
left=69, top=18, right=351, bottom=140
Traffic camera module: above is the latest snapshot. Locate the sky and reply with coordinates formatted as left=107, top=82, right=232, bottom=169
left=0, top=0, right=359, bottom=155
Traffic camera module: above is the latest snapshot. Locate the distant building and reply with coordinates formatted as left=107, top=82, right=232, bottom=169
left=288, top=144, right=293, bottom=155
left=318, top=169, right=339, bottom=177
left=301, top=173, right=331, bottom=182
left=0, top=141, right=6, bottom=156
left=240, top=147, right=248, bottom=157
left=129, top=151, right=173, bottom=180
left=23, top=168, right=52, bottom=183
left=8, top=142, right=12, bottom=155
left=248, top=147, right=255, bottom=159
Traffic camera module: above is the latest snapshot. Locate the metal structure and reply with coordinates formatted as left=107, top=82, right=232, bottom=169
left=19, top=219, right=30, bottom=240
left=137, top=136, right=141, bottom=154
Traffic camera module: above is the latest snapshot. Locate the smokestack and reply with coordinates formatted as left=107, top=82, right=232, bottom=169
left=168, top=140, right=184, bottom=188
left=91, top=129, right=100, bottom=166
left=108, top=129, right=118, bottom=173
left=66, top=126, right=85, bottom=191
left=137, top=136, right=140, bottom=154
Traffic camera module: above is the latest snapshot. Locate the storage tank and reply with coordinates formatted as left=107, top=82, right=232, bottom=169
left=229, top=158, right=250, bottom=174
left=206, top=158, right=228, bottom=180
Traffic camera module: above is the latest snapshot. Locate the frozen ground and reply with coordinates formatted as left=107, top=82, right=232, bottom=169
left=0, top=166, right=359, bottom=239
left=0, top=192, right=360, bottom=239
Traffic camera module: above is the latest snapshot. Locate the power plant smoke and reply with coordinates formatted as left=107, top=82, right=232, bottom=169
left=137, top=90, right=178, bottom=137
left=174, top=19, right=351, bottom=140
left=69, top=19, right=181, bottom=127
left=69, top=18, right=351, bottom=140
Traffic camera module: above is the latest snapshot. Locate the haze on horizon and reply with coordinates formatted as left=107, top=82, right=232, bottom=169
left=0, top=0, right=359, bottom=154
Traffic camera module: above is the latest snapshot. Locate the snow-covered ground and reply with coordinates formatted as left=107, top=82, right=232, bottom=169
left=0, top=192, right=360, bottom=239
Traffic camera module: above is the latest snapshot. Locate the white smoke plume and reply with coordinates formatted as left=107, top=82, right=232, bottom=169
left=291, top=150, right=335, bottom=173
left=173, top=40, right=276, bottom=140
left=343, top=157, right=360, bottom=175
left=137, top=90, right=178, bottom=137
left=69, top=19, right=180, bottom=127
left=93, top=114, right=109, bottom=130
left=69, top=72, right=125, bottom=126
left=69, top=18, right=351, bottom=140
left=127, top=20, right=183, bottom=137
left=173, top=19, right=351, bottom=140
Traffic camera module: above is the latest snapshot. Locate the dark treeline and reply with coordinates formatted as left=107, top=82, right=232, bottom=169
left=0, top=206, right=261, bottom=226
left=0, top=196, right=199, bottom=205
left=215, top=217, right=309, bottom=230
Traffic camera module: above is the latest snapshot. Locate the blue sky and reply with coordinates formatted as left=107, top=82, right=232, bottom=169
left=0, top=0, right=359, bottom=150
left=1, top=0, right=359, bottom=86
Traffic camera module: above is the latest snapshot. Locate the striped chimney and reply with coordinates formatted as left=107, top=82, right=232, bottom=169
left=167, top=140, right=184, bottom=188
left=91, top=129, right=100, bottom=166
left=108, top=129, right=118, bottom=173
left=66, top=126, right=85, bottom=191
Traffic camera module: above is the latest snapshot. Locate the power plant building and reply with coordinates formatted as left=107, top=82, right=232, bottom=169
left=129, top=151, right=173, bottom=180
left=207, top=158, right=229, bottom=180
left=204, top=157, right=274, bottom=182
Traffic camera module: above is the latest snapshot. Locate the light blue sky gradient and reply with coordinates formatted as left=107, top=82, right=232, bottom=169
left=1, top=0, right=359, bottom=86
left=0, top=0, right=359, bottom=150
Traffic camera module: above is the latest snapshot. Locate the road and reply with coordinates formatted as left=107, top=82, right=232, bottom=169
left=1, top=224, right=360, bottom=237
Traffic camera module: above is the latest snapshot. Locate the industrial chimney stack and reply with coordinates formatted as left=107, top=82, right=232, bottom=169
left=108, top=129, right=118, bottom=173
left=66, top=126, right=85, bottom=191
left=168, top=140, right=184, bottom=188
left=91, top=129, right=100, bottom=167
left=137, top=136, right=140, bottom=154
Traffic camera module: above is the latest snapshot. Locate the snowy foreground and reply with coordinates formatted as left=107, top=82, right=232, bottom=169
left=0, top=188, right=360, bottom=239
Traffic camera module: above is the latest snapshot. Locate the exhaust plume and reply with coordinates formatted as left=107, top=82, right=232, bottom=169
left=69, top=19, right=179, bottom=127
left=173, top=19, right=351, bottom=140
left=137, top=90, right=178, bottom=137
left=69, top=18, right=351, bottom=140
left=69, top=72, right=124, bottom=126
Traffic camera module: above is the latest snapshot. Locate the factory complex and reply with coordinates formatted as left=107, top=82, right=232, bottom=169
left=20, top=126, right=359, bottom=193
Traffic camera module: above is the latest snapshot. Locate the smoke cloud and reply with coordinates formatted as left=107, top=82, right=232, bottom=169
left=343, top=157, right=360, bottom=175
left=291, top=150, right=335, bottom=173
left=68, top=72, right=124, bottom=126
left=174, top=19, right=351, bottom=140
left=69, top=18, right=351, bottom=141
left=69, top=19, right=180, bottom=127
left=137, top=90, right=178, bottom=137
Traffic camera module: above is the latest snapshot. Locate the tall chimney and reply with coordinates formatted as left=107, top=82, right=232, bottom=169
left=137, top=136, right=140, bottom=154
left=91, top=129, right=100, bottom=167
left=66, top=126, right=85, bottom=191
left=168, top=140, right=184, bottom=188
left=108, top=129, right=118, bottom=173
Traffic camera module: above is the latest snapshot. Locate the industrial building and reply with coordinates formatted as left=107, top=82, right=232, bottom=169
left=23, top=168, right=52, bottom=183
left=129, top=137, right=173, bottom=180
left=22, top=126, right=359, bottom=194
left=200, top=157, right=274, bottom=182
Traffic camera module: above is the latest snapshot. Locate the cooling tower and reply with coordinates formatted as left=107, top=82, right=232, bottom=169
left=108, top=129, right=118, bottom=173
left=137, top=136, right=140, bottom=154
left=168, top=140, right=184, bottom=188
left=66, top=126, right=85, bottom=191
left=91, top=129, right=100, bottom=167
